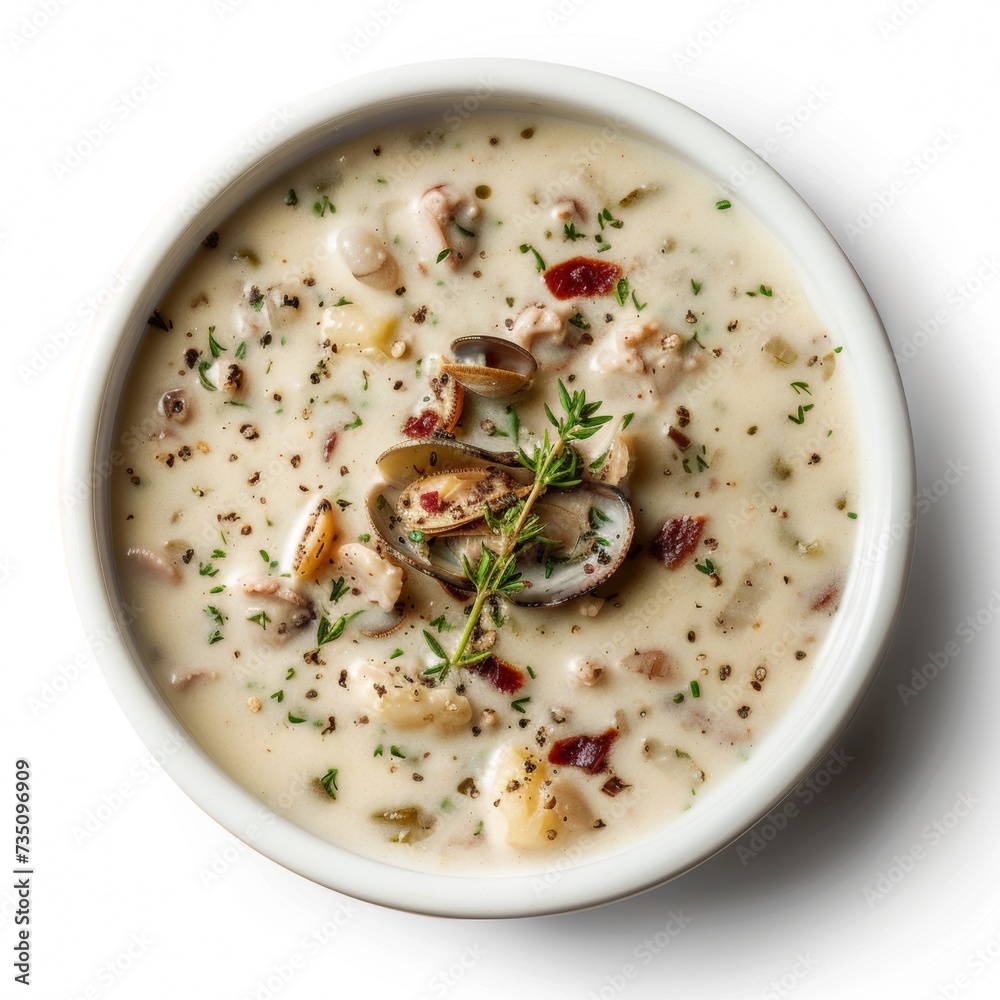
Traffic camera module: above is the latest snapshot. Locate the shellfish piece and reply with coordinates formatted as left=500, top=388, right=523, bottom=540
left=419, top=184, right=480, bottom=267
left=240, top=575, right=316, bottom=627
left=291, top=498, right=338, bottom=581
left=401, top=373, right=464, bottom=438
left=335, top=542, right=404, bottom=612
left=125, top=546, right=182, bottom=583
left=337, top=225, right=399, bottom=290
left=440, top=336, right=538, bottom=398
left=396, top=466, right=531, bottom=534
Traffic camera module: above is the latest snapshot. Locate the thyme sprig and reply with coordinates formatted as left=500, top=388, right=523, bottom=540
left=425, top=381, right=612, bottom=682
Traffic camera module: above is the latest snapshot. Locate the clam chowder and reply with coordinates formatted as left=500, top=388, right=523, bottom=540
left=111, top=112, right=858, bottom=873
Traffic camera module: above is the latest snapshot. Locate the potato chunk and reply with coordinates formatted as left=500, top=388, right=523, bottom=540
left=378, top=682, right=472, bottom=731
left=489, top=746, right=590, bottom=848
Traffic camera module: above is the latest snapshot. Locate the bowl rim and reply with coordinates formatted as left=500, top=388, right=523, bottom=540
left=62, top=57, right=915, bottom=918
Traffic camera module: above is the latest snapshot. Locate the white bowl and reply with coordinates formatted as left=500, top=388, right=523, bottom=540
left=63, top=59, right=914, bottom=917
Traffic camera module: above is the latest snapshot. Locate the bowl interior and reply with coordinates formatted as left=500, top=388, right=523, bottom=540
left=63, top=58, right=914, bottom=917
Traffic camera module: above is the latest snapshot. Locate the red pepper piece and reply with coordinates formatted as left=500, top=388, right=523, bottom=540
left=468, top=655, right=524, bottom=694
left=547, top=728, right=619, bottom=774
left=543, top=256, right=621, bottom=300
left=649, top=515, right=707, bottom=570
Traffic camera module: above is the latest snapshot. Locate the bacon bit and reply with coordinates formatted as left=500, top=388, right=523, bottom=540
left=322, top=431, right=338, bottom=462
left=667, top=426, right=691, bottom=451
left=543, top=256, right=622, bottom=300
left=468, top=655, right=524, bottom=694
left=402, top=410, right=441, bottom=438
left=419, top=491, right=443, bottom=514
left=812, top=580, right=842, bottom=612
left=548, top=727, right=619, bottom=774
left=601, top=775, right=630, bottom=797
left=649, top=515, right=707, bottom=570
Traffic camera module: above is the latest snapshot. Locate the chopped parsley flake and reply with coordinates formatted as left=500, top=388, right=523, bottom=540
left=247, top=610, right=271, bottom=630
left=519, top=243, right=546, bottom=271
left=319, top=768, right=338, bottom=798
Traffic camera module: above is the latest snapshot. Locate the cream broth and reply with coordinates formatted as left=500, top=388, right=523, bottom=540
left=111, top=112, right=858, bottom=874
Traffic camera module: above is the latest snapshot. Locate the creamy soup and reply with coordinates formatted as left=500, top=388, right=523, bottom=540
left=111, top=111, right=858, bottom=874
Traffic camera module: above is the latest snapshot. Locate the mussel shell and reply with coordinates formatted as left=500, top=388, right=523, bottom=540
left=440, top=336, right=538, bottom=398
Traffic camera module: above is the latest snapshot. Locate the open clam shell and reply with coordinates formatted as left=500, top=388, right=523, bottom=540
left=440, top=336, right=537, bottom=398
left=367, top=442, right=633, bottom=607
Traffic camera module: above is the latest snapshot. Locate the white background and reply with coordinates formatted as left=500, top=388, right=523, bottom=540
left=4, top=0, right=999, bottom=997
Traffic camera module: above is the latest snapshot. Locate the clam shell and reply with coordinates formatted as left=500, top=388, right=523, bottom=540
left=397, top=467, right=531, bottom=535
left=290, top=498, right=337, bottom=581
left=440, top=336, right=537, bottom=398
left=367, top=441, right=633, bottom=606
left=402, top=373, right=464, bottom=436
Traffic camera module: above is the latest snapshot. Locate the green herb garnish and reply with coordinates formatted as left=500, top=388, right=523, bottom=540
left=247, top=610, right=271, bottom=630
left=519, top=243, right=546, bottom=271
left=316, top=610, right=364, bottom=646
left=319, top=768, right=338, bottom=798
left=312, top=195, right=335, bottom=217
